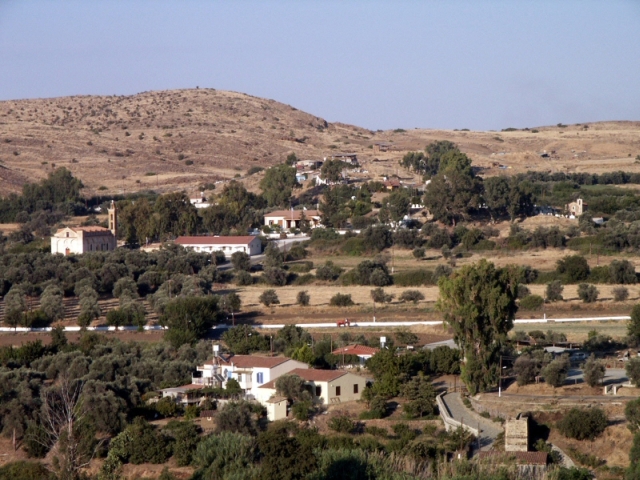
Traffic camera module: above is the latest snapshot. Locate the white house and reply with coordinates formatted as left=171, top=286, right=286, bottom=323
left=264, top=210, right=321, bottom=230
left=174, top=235, right=262, bottom=257
left=190, top=192, right=211, bottom=209
left=256, top=368, right=368, bottom=409
left=51, top=201, right=117, bottom=255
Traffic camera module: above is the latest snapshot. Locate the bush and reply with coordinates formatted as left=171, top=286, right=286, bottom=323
left=235, top=270, right=253, bottom=286
left=577, top=284, right=599, bottom=303
left=291, top=401, right=312, bottom=421
left=328, top=415, right=355, bottom=434
left=412, top=247, right=425, bottom=259
left=393, top=269, right=434, bottom=286
left=398, top=290, right=425, bottom=304
left=519, top=295, right=544, bottom=310
left=546, top=280, right=564, bottom=302
left=625, top=398, right=640, bottom=432
left=155, top=397, right=182, bottom=418
left=296, top=290, right=310, bottom=306
left=292, top=273, right=315, bottom=286
left=557, top=255, right=590, bottom=282
left=329, top=293, right=354, bottom=307
left=613, top=286, right=629, bottom=302
left=517, top=284, right=531, bottom=299
left=609, top=259, right=637, bottom=284
left=259, top=289, right=280, bottom=307
left=557, top=408, right=607, bottom=440
left=315, top=261, right=343, bottom=281
left=262, top=267, right=287, bottom=286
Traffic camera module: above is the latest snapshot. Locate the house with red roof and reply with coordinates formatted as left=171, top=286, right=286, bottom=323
left=256, top=368, right=368, bottom=412
left=174, top=235, right=261, bottom=258
left=332, top=344, right=379, bottom=365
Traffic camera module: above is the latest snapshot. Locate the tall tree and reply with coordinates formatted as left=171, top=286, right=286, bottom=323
left=320, top=159, right=345, bottom=183
left=260, top=164, right=298, bottom=207
left=423, top=152, right=481, bottom=226
left=40, top=284, right=65, bottom=322
left=437, top=260, right=519, bottom=394
left=483, top=176, right=510, bottom=221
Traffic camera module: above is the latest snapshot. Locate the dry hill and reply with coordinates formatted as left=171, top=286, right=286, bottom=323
left=1, top=88, right=639, bottom=196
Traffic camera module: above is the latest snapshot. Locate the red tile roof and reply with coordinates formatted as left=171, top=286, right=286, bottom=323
left=259, top=368, right=348, bottom=389
left=264, top=210, right=320, bottom=220
left=175, top=235, right=257, bottom=246
left=332, top=345, right=379, bottom=357
left=478, top=451, right=548, bottom=465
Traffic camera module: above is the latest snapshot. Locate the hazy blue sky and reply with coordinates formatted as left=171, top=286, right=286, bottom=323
left=1, top=1, right=639, bottom=130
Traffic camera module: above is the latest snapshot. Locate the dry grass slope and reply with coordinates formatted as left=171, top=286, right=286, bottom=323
left=1, top=88, right=640, bottom=196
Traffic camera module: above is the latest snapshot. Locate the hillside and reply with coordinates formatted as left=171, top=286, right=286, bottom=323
left=1, top=88, right=639, bottom=196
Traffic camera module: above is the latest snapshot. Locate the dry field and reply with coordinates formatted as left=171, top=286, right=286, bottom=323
left=1, top=89, right=640, bottom=197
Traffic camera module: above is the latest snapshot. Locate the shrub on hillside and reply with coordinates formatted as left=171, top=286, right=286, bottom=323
left=259, top=289, right=280, bottom=307
left=329, top=293, right=354, bottom=307
left=546, top=280, right=564, bottom=302
left=612, top=286, right=629, bottom=302
left=328, top=415, right=355, bottom=434
left=577, top=284, right=599, bottom=303
left=398, top=290, right=425, bottom=304
left=235, top=270, right=253, bottom=286
left=315, top=261, right=343, bottom=281
left=557, top=408, right=607, bottom=441
left=296, top=290, right=310, bottom=306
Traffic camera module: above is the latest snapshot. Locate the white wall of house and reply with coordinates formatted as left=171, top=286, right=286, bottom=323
left=51, top=228, right=116, bottom=255
left=180, top=237, right=261, bottom=257
left=224, top=359, right=308, bottom=398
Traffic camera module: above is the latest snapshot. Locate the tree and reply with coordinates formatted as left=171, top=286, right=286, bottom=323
left=613, top=286, right=629, bottom=302
left=399, top=290, right=425, bottom=304
left=160, top=296, right=220, bottom=348
left=320, top=159, right=345, bottom=183
left=257, top=422, right=316, bottom=480
left=629, top=304, right=640, bottom=341
left=609, top=259, right=637, bottom=284
left=577, top=284, right=599, bottom=303
left=316, top=261, right=343, bottom=281
left=296, top=290, right=310, bottom=306
left=264, top=242, right=284, bottom=268
left=3, top=284, right=26, bottom=328
left=285, top=153, right=298, bottom=166
left=221, top=293, right=242, bottom=324
left=260, top=164, right=298, bottom=207
left=262, top=267, right=287, bottom=286
left=275, top=375, right=310, bottom=402
left=483, top=176, right=511, bottom=221
left=625, top=398, right=640, bottom=432
left=556, top=255, right=590, bottom=282
left=40, top=284, right=64, bottom=323
left=329, top=293, right=354, bottom=307
left=112, top=277, right=138, bottom=299
left=259, top=289, right=279, bottom=307
left=626, top=358, right=640, bottom=387
left=412, top=247, right=425, bottom=259
left=163, top=421, right=201, bottom=467
left=222, top=325, right=269, bottom=354
left=423, top=152, right=481, bottom=226
left=437, top=260, right=518, bottom=394
left=216, top=401, right=260, bottom=436
left=77, top=287, right=100, bottom=327
left=557, top=408, right=607, bottom=441
left=542, top=356, right=570, bottom=388
left=546, top=280, right=564, bottom=302
left=40, top=376, right=100, bottom=480
left=583, top=354, right=605, bottom=387
left=514, top=353, right=543, bottom=386
left=370, top=287, right=394, bottom=305
left=402, top=373, right=436, bottom=418
left=231, top=251, right=251, bottom=271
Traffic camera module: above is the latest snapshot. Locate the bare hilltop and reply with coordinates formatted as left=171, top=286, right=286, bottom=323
left=1, top=88, right=639, bottom=195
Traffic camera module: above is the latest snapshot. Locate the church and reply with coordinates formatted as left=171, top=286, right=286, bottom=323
left=51, top=201, right=118, bottom=255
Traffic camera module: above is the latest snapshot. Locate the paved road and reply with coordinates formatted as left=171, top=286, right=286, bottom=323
left=566, top=367, right=628, bottom=386
left=441, top=392, right=503, bottom=451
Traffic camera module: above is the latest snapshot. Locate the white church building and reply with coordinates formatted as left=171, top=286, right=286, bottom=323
left=51, top=201, right=118, bottom=255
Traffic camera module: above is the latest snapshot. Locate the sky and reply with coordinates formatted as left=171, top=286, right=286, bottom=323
left=1, top=1, right=639, bottom=131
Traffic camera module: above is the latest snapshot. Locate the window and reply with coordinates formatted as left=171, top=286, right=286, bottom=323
left=66, top=232, right=69, bottom=237
left=237, top=374, right=243, bottom=382
left=335, top=386, right=341, bottom=396
left=315, top=386, right=321, bottom=397
left=257, top=372, right=264, bottom=384
left=353, top=384, right=359, bottom=394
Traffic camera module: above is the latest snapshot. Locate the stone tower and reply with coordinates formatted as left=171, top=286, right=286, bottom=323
left=108, top=200, right=117, bottom=238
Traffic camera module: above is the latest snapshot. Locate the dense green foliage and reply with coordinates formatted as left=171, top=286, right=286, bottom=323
left=437, top=260, right=518, bottom=394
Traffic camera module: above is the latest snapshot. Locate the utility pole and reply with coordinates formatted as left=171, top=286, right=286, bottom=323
left=499, top=356, right=503, bottom=397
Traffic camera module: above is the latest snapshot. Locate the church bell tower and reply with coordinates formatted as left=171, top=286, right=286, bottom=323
left=108, top=200, right=117, bottom=237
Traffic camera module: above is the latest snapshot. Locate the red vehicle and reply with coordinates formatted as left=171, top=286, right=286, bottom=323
left=336, top=318, right=351, bottom=327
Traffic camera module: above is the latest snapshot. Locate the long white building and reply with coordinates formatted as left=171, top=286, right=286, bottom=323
left=174, top=235, right=262, bottom=257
